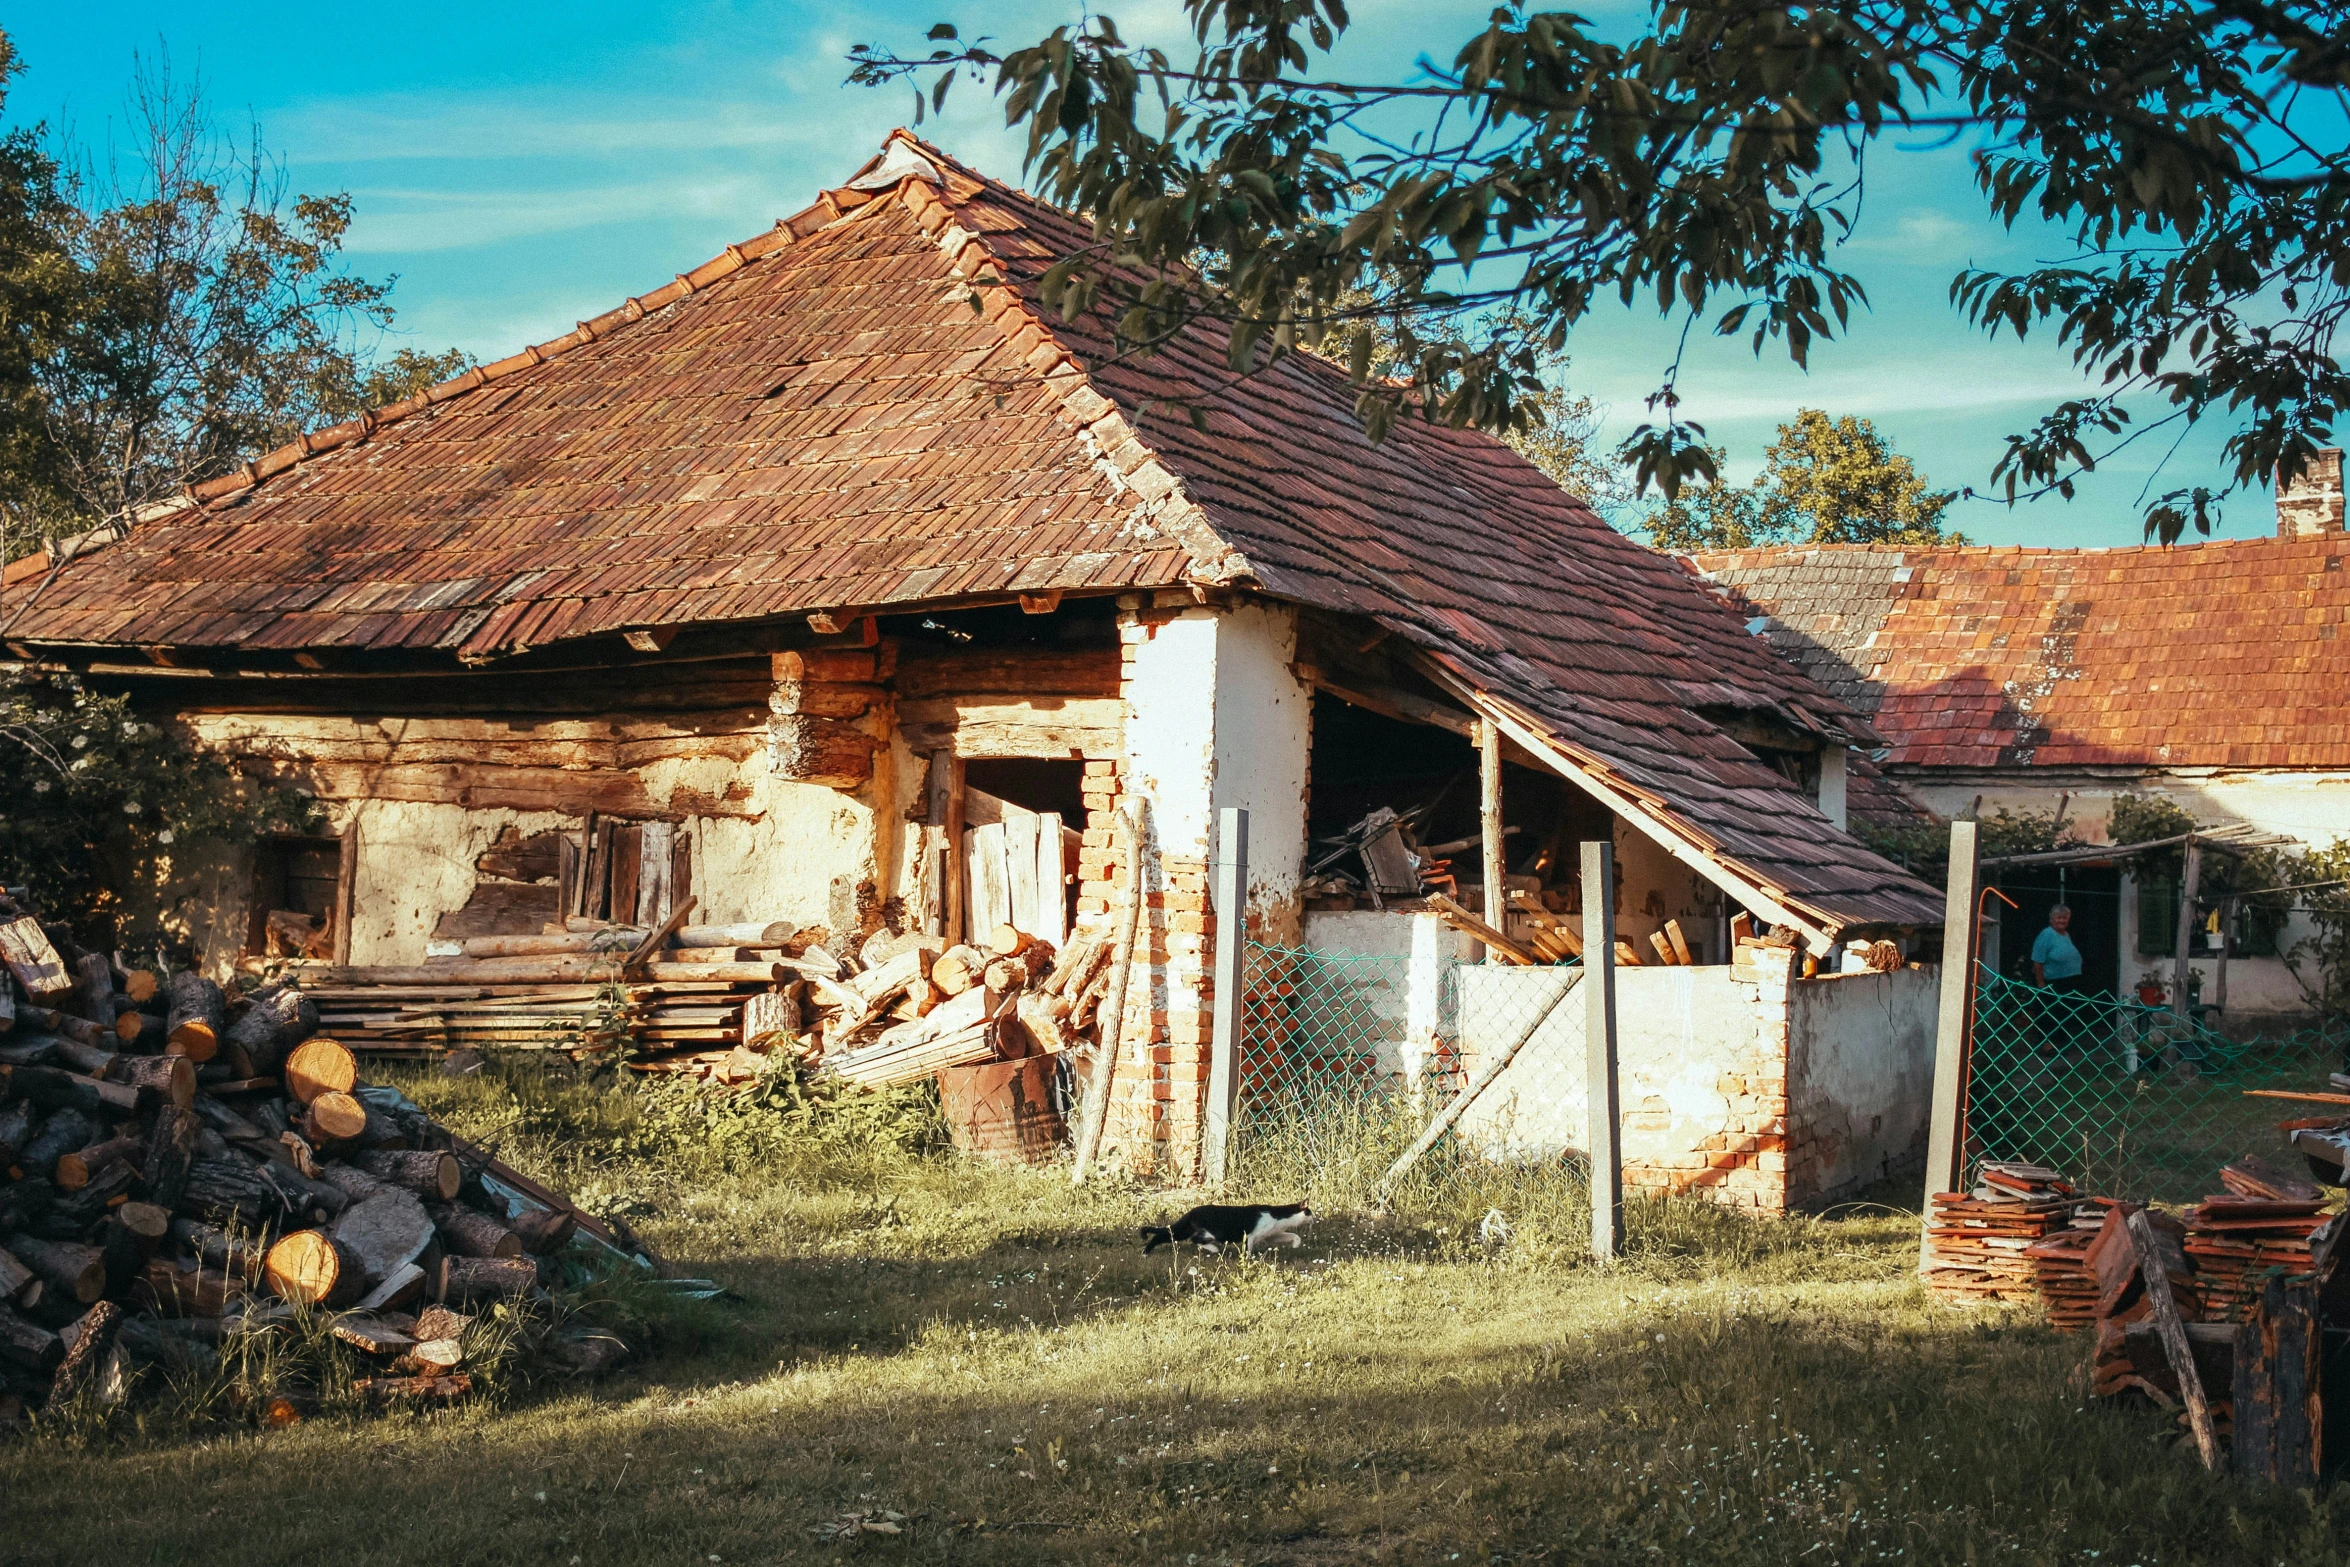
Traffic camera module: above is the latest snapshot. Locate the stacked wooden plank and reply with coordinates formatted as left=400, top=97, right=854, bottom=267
left=0, top=893, right=643, bottom=1425
left=1923, top=1162, right=2087, bottom=1309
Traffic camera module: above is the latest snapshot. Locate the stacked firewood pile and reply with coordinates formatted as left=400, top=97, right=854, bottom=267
left=0, top=899, right=640, bottom=1425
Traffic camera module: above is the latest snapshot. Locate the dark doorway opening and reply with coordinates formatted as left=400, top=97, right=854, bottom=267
left=964, top=758, right=1086, bottom=822
left=1992, top=863, right=2122, bottom=995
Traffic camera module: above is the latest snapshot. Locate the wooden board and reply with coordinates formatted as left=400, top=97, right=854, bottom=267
left=430, top=881, right=563, bottom=941
left=1004, top=812, right=1040, bottom=939
left=0, top=918, right=70, bottom=999
left=967, top=823, right=1012, bottom=939
left=896, top=695, right=1123, bottom=759
left=1034, top=812, right=1066, bottom=947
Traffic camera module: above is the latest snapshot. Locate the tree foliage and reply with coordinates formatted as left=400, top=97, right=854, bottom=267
left=0, top=41, right=471, bottom=547
left=1646, top=408, right=1958, bottom=550
left=0, top=669, right=318, bottom=949
left=854, top=0, right=2350, bottom=542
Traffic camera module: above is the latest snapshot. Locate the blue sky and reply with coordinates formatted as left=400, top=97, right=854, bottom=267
left=22, top=3, right=2275, bottom=544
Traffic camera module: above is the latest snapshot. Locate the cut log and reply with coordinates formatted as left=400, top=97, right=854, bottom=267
left=932, top=945, right=983, bottom=997
left=48, top=1032, right=116, bottom=1078
left=54, top=1133, right=144, bottom=1192
left=70, top=952, right=116, bottom=1030
left=164, top=973, right=227, bottom=1061
left=676, top=921, right=797, bottom=949
left=5, top=1234, right=105, bottom=1304
left=15, top=1004, right=107, bottom=1048
left=332, top=1190, right=437, bottom=1287
left=433, top=1206, right=521, bottom=1260
left=131, top=1258, right=244, bottom=1318
left=436, top=1254, right=536, bottom=1304
left=396, top=1337, right=464, bottom=1375
left=300, top=1090, right=369, bottom=1146
left=109, top=1052, right=194, bottom=1110
left=223, top=985, right=318, bottom=1073
left=113, top=1200, right=170, bottom=1246
left=16, top=1106, right=94, bottom=1179
left=5, top=1064, right=138, bottom=1118
left=142, top=1105, right=199, bottom=1213
left=49, top=1300, right=124, bottom=1404
left=166, top=1218, right=258, bottom=1274
left=0, top=917, right=71, bottom=999
left=981, top=956, right=1032, bottom=993
left=118, top=967, right=158, bottom=1005
left=0, top=1304, right=61, bottom=1372
left=115, top=1010, right=167, bottom=1053
left=263, top=1229, right=362, bottom=1306
left=177, top=1155, right=294, bottom=1229
left=987, top=922, right=1031, bottom=958
left=284, top=1037, right=358, bottom=1104
left=353, top=1149, right=462, bottom=1203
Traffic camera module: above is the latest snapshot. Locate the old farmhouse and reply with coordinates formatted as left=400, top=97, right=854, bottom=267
left=1695, top=470, right=2350, bottom=1031
left=0, top=135, right=1943, bottom=1201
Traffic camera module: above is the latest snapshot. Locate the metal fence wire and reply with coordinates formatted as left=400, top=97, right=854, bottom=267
left=1233, top=941, right=1589, bottom=1210
left=1964, top=966, right=2350, bottom=1204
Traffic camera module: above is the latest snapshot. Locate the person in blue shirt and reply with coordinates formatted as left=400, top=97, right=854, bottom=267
left=2031, top=905, right=2085, bottom=995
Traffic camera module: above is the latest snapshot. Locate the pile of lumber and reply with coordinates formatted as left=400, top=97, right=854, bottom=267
left=0, top=897, right=637, bottom=1424
left=277, top=915, right=807, bottom=1073
left=1923, top=1162, right=2088, bottom=1311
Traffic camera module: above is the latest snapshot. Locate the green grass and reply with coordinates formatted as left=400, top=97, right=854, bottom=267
left=7, top=1060, right=2350, bottom=1565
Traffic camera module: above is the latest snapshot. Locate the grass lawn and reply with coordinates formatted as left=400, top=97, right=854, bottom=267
left=7, top=1065, right=2350, bottom=1565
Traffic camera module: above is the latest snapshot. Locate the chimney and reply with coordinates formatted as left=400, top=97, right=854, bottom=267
left=2277, top=447, right=2345, bottom=536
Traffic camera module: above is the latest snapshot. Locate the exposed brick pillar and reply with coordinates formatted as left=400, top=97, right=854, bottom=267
left=2277, top=448, right=2345, bottom=536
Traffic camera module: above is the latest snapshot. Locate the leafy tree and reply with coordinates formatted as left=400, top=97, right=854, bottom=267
left=855, top=0, right=2350, bottom=542
left=1649, top=409, right=1958, bottom=549
left=1311, top=289, right=1635, bottom=509
left=0, top=669, right=318, bottom=949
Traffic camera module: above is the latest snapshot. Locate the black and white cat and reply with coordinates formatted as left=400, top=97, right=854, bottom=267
left=1140, top=1202, right=1315, bottom=1257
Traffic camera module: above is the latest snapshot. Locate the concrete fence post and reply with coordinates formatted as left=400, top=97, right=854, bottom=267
left=1582, top=839, right=1623, bottom=1262
left=1921, top=818, right=1982, bottom=1271
left=1204, top=806, right=1248, bottom=1187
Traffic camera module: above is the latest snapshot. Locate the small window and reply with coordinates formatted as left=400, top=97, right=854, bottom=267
left=249, top=835, right=343, bottom=958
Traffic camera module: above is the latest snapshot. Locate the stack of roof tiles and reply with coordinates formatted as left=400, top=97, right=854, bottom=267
left=0, top=133, right=1941, bottom=939
left=1923, top=1161, right=2088, bottom=1312
left=2177, top=1156, right=2333, bottom=1321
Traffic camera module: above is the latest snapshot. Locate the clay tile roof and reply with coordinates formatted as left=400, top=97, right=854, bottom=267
left=1, top=133, right=1940, bottom=933
left=1689, top=537, right=2350, bottom=771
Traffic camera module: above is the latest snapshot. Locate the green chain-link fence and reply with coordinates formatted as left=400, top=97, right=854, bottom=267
left=1233, top=941, right=1590, bottom=1214
left=1965, top=966, right=2350, bottom=1203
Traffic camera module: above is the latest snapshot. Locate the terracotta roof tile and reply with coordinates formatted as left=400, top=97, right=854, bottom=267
left=1693, top=537, right=2350, bottom=770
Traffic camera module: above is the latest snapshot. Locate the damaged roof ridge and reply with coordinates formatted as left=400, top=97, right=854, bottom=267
left=0, top=131, right=962, bottom=589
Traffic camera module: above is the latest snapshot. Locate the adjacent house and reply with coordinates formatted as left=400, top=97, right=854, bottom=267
left=0, top=133, right=1943, bottom=1200
left=1693, top=469, right=2350, bottom=1029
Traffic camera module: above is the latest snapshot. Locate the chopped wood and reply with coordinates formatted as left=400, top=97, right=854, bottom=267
left=433, top=1205, right=521, bottom=1260
left=284, top=1037, right=358, bottom=1104
left=396, top=1337, right=464, bottom=1375
left=353, top=1148, right=462, bottom=1203
left=0, top=917, right=71, bottom=999
left=263, top=1229, right=362, bottom=1306
left=1423, top=893, right=1542, bottom=966
left=164, top=973, right=226, bottom=1061
left=7, top=1234, right=105, bottom=1303
left=300, top=1089, right=369, bottom=1146
left=49, top=1300, right=124, bottom=1404
left=437, top=1254, right=536, bottom=1304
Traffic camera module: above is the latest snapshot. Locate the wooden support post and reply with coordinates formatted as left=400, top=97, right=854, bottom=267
left=331, top=818, right=361, bottom=966
left=2129, top=1207, right=2222, bottom=1471
left=2173, top=837, right=2203, bottom=1022
left=1204, top=807, right=1249, bottom=1188
left=1071, top=800, right=1147, bottom=1187
left=1479, top=720, right=1505, bottom=964
left=942, top=754, right=968, bottom=946
left=1582, top=839, right=1622, bottom=1262
left=1921, top=819, right=1981, bottom=1272
left=2214, top=894, right=2234, bottom=1015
